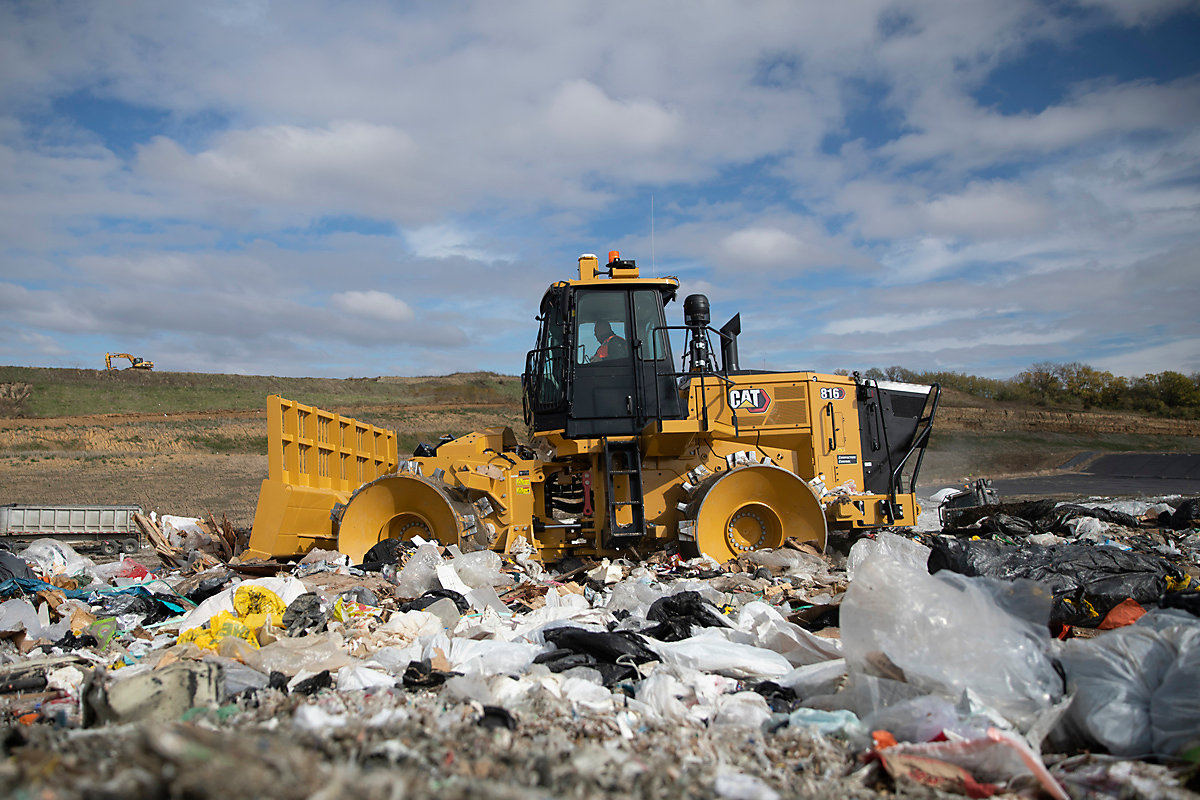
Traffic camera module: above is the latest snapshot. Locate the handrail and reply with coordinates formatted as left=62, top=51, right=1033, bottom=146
left=886, top=383, right=941, bottom=521
left=651, top=323, right=739, bottom=433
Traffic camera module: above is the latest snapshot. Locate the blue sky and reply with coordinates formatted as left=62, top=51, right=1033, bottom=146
left=1, top=0, right=1198, bottom=379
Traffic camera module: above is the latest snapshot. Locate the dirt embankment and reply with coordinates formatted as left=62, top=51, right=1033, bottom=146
left=0, top=401, right=523, bottom=528
left=938, top=405, right=1200, bottom=436
left=1, top=400, right=1196, bottom=528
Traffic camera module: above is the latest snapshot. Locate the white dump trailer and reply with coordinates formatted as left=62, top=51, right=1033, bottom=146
left=0, top=504, right=142, bottom=556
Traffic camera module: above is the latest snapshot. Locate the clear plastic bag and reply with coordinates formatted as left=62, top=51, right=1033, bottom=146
left=845, top=532, right=930, bottom=581
left=20, top=538, right=96, bottom=581
left=160, top=515, right=208, bottom=550
left=730, top=601, right=842, bottom=666
left=653, top=631, right=792, bottom=679
left=742, top=549, right=826, bottom=581
left=450, top=549, right=505, bottom=589
left=396, top=544, right=443, bottom=598
left=1058, top=609, right=1200, bottom=757
left=711, top=691, right=772, bottom=727
left=243, top=631, right=354, bottom=676
left=841, top=543, right=1061, bottom=731
left=0, top=598, right=42, bottom=637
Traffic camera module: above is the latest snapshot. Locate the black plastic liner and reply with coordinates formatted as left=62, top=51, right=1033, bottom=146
left=928, top=538, right=1191, bottom=627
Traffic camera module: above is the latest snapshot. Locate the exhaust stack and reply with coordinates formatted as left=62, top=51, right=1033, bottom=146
left=684, top=294, right=711, bottom=372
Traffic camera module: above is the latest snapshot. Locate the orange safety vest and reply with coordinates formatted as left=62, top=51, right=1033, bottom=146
left=596, top=334, right=623, bottom=359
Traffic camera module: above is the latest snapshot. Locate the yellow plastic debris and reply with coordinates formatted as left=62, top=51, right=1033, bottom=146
left=177, top=610, right=260, bottom=651
left=1166, top=575, right=1197, bottom=593
left=233, top=585, right=287, bottom=630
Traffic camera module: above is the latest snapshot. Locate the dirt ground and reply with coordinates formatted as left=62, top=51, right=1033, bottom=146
left=0, top=402, right=521, bottom=529
left=0, top=452, right=266, bottom=527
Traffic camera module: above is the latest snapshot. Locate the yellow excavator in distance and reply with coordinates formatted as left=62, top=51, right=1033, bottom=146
left=245, top=251, right=939, bottom=565
left=105, top=353, right=154, bottom=371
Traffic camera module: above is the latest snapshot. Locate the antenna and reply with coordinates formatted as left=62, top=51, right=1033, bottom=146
left=651, top=194, right=655, bottom=270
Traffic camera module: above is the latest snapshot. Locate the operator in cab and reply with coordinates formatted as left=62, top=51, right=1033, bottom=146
left=592, top=321, right=628, bottom=361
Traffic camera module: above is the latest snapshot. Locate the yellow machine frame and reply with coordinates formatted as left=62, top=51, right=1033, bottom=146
left=245, top=253, right=936, bottom=564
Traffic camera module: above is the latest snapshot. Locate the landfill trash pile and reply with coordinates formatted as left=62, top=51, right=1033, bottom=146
left=0, top=498, right=1198, bottom=799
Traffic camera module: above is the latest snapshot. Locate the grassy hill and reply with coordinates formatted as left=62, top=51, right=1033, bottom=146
left=0, top=366, right=521, bottom=418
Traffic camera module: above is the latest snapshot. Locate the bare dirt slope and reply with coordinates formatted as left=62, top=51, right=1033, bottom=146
left=0, top=453, right=267, bottom=526
left=0, top=401, right=521, bottom=528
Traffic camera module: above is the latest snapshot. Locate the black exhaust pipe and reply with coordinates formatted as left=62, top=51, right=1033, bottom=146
left=684, top=294, right=712, bottom=372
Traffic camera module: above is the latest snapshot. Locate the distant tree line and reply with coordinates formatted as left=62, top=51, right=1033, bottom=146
left=858, top=362, right=1200, bottom=418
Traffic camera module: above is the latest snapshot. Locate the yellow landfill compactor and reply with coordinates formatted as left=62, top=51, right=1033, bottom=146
left=245, top=252, right=940, bottom=565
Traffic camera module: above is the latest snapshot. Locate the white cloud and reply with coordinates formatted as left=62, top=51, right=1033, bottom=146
left=137, top=121, right=419, bottom=214
left=329, top=290, right=415, bottom=323
left=542, top=80, right=681, bottom=155
left=824, top=308, right=982, bottom=336
left=718, top=227, right=821, bottom=271
left=1076, top=0, right=1196, bottom=26
left=1092, top=338, right=1200, bottom=377
left=405, top=224, right=510, bottom=262
left=919, top=181, right=1053, bottom=238
left=0, top=2, right=1196, bottom=379
left=884, top=79, right=1200, bottom=169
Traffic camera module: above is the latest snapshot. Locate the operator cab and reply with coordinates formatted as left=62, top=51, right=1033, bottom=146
left=523, top=253, right=685, bottom=438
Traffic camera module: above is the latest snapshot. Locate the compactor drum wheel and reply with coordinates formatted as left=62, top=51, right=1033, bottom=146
left=678, top=464, right=827, bottom=563
left=336, top=473, right=468, bottom=562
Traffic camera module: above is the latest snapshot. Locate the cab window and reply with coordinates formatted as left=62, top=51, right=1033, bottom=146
left=575, top=291, right=629, bottom=364
left=632, top=289, right=672, bottom=362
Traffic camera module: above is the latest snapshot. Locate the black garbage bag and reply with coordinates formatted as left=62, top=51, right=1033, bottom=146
left=749, top=680, right=799, bottom=713
left=291, top=670, right=332, bottom=696
left=53, top=631, right=98, bottom=651
left=1052, top=504, right=1141, bottom=531
left=543, top=626, right=659, bottom=664
left=399, top=588, right=469, bottom=614
left=643, top=591, right=731, bottom=641
left=536, top=626, right=659, bottom=686
left=282, top=593, right=328, bottom=636
left=533, top=649, right=595, bottom=672
left=100, top=591, right=183, bottom=625
left=1170, top=498, right=1200, bottom=530
left=928, top=538, right=1191, bottom=627
left=0, top=551, right=35, bottom=582
left=185, top=571, right=235, bottom=605
left=945, top=499, right=1057, bottom=531
left=979, top=514, right=1037, bottom=538
left=1160, top=590, right=1200, bottom=618
left=357, top=538, right=411, bottom=571
left=478, top=705, right=517, bottom=730
left=402, top=659, right=455, bottom=689
left=532, top=649, right=638, bottom=686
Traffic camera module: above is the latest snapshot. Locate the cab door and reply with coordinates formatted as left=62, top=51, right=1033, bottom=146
left=566, top=288, right=681, bottom=438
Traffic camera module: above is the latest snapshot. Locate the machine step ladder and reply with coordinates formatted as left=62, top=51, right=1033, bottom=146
left=602, top=437, right=646, bottom=548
